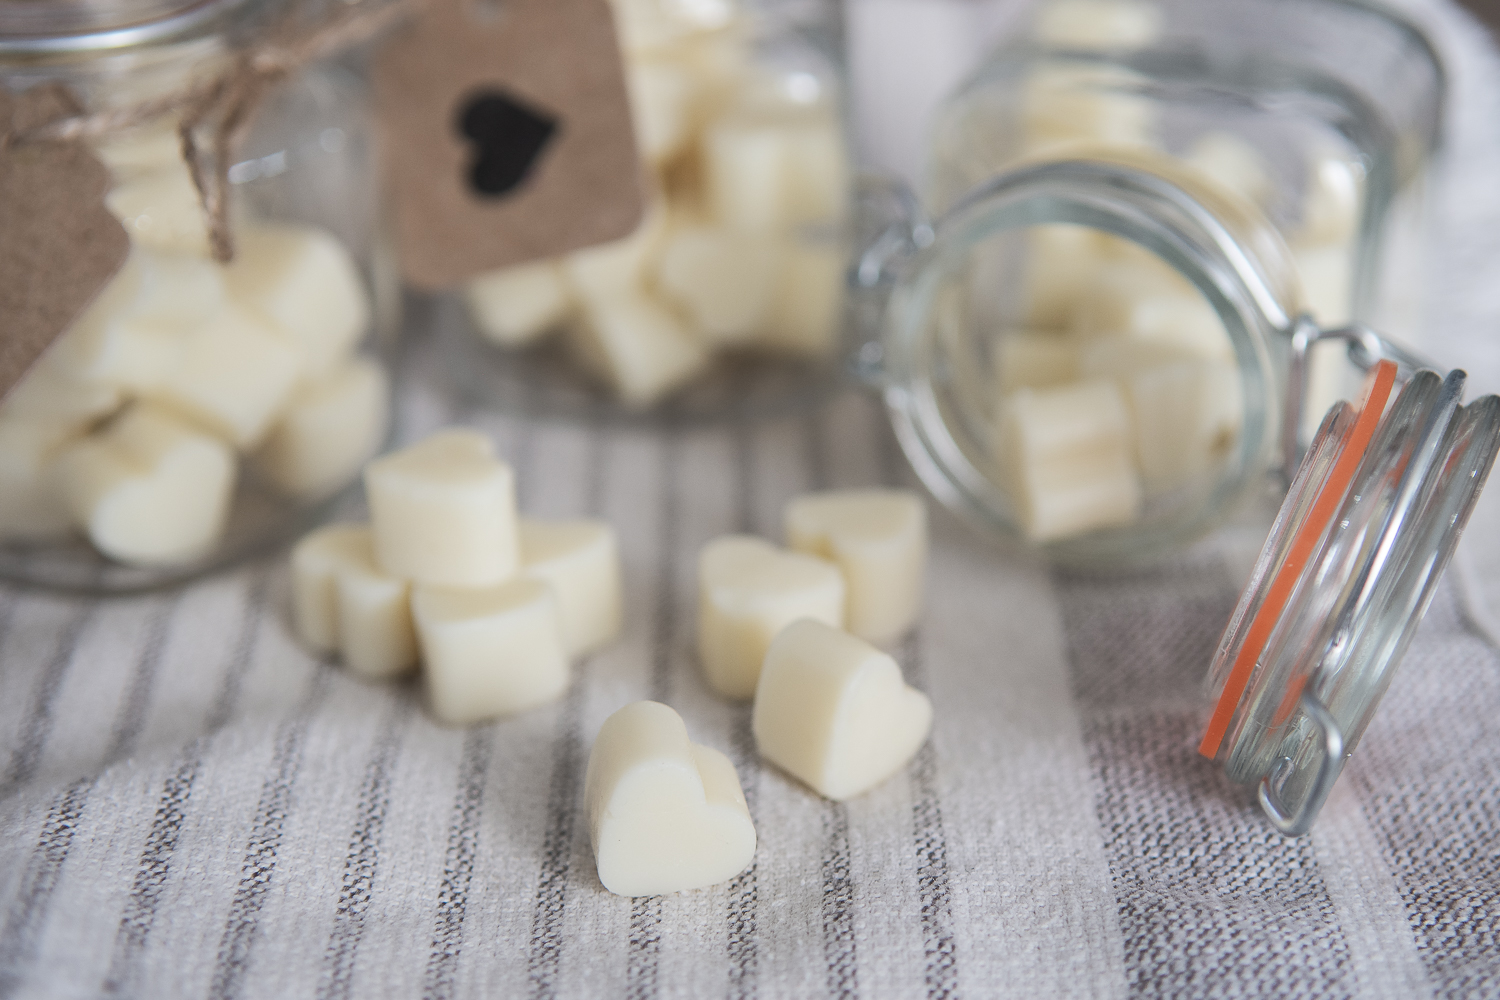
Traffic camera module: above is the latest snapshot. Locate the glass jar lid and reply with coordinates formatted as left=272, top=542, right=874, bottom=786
left=1201, top=357, right=1500, bottom=836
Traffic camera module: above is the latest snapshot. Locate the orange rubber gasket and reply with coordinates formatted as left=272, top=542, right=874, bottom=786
left=1198, top=359, right=1398, bottom=760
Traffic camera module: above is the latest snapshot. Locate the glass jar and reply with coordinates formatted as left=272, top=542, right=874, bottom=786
left=852, top=0, right=1448, bottom=566
left=0, top=0, right=398, bottom=592
left=433, top=0, right=851, bottom=420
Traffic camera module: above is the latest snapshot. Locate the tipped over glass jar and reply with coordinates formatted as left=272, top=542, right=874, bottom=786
left=0, top=0, right=398, bottom=592
left=850, top=0, right=1500, bottom=835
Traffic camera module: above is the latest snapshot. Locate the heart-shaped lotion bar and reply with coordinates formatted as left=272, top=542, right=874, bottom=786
left=365, top=429, right=520, bottom=587
left=56, top=404, right=234, bottom=566
left=753, top=619, right=932, bottom=801
left=784, top=490, right=926, bottom=644
left=586, top=701, right=756, bottom=897
left=698, top=535, right=844, bottom=700
left=519, top=518, right=623, bottom=657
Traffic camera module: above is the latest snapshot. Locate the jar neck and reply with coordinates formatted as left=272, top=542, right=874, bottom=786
left=868, top=154, right=1297, bottom=563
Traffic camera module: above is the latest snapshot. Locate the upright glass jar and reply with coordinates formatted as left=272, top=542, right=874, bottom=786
left=851, top=0, right=1448, bottom=565
left=0, top=0, right=398, bottom=592
left=436, top=0, right=851, bottom=419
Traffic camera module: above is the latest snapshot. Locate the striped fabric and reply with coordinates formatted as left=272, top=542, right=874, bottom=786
left=2, top=384, right=1498, bottom=999
left=7, top=0, right=1500, bottom=994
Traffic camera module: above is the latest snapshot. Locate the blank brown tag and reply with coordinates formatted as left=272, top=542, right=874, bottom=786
left=374, top=0, right=646, bottom=290
left=0, top=85, right=130, bottom=403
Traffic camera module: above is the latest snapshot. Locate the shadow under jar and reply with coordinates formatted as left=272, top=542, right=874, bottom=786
left=0, top=0, right=399, bottom=593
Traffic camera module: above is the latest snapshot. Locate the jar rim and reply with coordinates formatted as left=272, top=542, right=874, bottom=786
left=879, top=156, right=1290, bottom=565
left=0, top=0, right=244, bottom=54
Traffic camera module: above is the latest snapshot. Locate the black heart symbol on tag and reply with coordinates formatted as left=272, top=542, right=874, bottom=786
left=457, top=88, right=560, bottom=197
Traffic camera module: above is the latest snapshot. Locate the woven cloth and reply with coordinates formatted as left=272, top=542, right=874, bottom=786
left=7, top=1, right=1500, bottom=996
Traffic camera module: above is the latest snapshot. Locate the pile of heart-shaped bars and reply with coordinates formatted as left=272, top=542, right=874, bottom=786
left=291, top=430, right=933, bottom=898
left=588, top=488, right=932, bottom=896
left=290, top=429, right=623, bottom=724
left=1, top=122, right=385, bottom=566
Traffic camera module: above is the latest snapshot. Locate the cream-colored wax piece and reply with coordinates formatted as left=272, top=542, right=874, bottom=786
left=145, top=303, right=304, bottom=448
left=1126, top=359, right=1243, bottom=492
left=1185, top=131, right=1273, bottom=208
left=364, top=429, right=520, bottom=587
left=562, top=201, right=668, bottom=301
left=413, top=578, right=570, bottom=725
left=565, top=293, right=712, bottom=408
left=703, top=112, right=848, bottom=232
left=760, top=240, right=845, bottom=357
left=465, top=261, right=574, bottom=347
left=226, top=224, right=370, bottom=377
left=290, top=522, right=369, bottom=654
left=105, top=166, right=211, bottom=256
left=997, top=380, right=1142, bottom=541
left=657, top=224, right=777, bottom=345
left=56, top=404, right=235, bottom=566
left=994, top=330, right=1080, bottom=392
left=1032, top=0, right=1162, bottom=47
left=585, top=700, right=756, bottom=896
left=784, top=489, right=926, bottom=645
left=289, top=523, right=417, bottom=679
left=520, top=518, right=623, bottom=657
left=1299, top=146, right=1363, bottom=246
left=1070, top=260, right=1230, bottom=361
left=253, top=357, right=389, bottom=500
left=0, top=419, right=79, bottom=542
left=752, top=619, right=932, bottom=801
left=0, top=356, right=124, bottom=427
left=47, top=250, right=224, bottom=393
left=610, top=0, right=736, bottom=53
left=1010, top=447, right=1142, bottom=542
left=627, top=55, right=696, bottom=163
left=1022, top=66, right=1156, bottom=152
left=1020, top=225, right=1103, bottom=329
left=697, top=535, right=844, bottom=700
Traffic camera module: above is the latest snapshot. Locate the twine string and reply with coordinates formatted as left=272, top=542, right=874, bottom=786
left=6, top=0, right=417, bottom=262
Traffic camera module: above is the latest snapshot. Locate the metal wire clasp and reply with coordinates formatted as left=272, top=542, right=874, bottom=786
left=1257, top=691, right=1345, bottom=837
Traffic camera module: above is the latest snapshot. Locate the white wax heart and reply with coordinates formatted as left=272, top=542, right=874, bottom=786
left=753, top=619, right=932, bottom=801
left=586, top=701, right=756, bottom=897
left=697, top=535, right=844, bottom=700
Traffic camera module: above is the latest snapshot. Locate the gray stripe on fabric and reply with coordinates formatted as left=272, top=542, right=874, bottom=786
left=526, top=669, right=589, bottom=1000
left=726, top=419, right=759, bottom=1000
left=207, top=668, right=332, bottom=1000
left=1, top=604, right=95, bottom=796
left=626, top=896, right=663, bottom=1000
left=821, top=802, right=858, bottom=1000
left=900, top=633, right=958, bottom=1000
left=0, top=778, right=92, bottom=998
left=1057, top=563, right=1355, bottom=998
left=1346, top=590, right=1500, bottom=1000
left=628, top=425, right=680, bottom=1000
left=106, top=594, right=182, bottom=762
left=103, top=570, right=271, bottom=998
left=806, top=406, right=856, bottom=997
left=725, top=709, right=759, bottom=1000
left=650, top=428, right=679, bottom=707
left=317, top=701, right=412, bottom=1000
left=423, top=726, right=493, bottom=1000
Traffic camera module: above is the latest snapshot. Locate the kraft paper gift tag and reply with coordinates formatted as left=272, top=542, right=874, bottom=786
left=0, top=85, right=131, bottom=402
left=375, top=0, right=646, bottom=290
